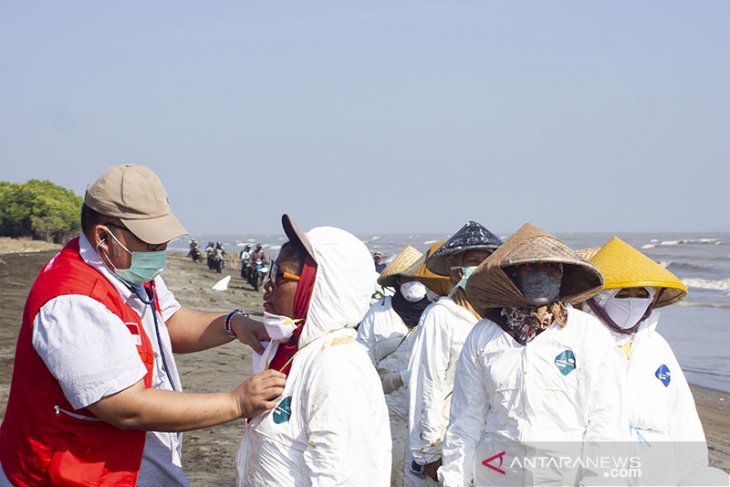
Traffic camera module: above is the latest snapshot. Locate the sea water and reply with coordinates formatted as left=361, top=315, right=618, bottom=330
left=171, top=231, right=730, bottom=393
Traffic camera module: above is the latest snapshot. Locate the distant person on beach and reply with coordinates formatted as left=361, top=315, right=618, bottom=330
left=236, top=215, right=391, bottom=486
left=581, top=237, right=728, bottom=484
left=239, top=244, right=252, bottom=279
left=249, top=243, right=267, bottom=264
left=440, top=224, right=622, bottom=485
left=356, top=245, right=431, bottom=486
left=0, top=164, right=285, bottom=487
left=406, top=221, right=502, bottom=485
left=373, top=250, right=387, bottom=273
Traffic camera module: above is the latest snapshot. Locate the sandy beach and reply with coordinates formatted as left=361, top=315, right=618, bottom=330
left=0, top=246, right=728, bottom=485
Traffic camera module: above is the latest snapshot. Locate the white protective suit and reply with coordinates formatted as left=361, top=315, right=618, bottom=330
left=407, top=295, right=478, bottom=480
left=357, top=296, right=419, bottom=486
left=440, top=307, right=622, bottom=486
left=236, top=226, right=391, bottom=487
left=600, top=311, right=712, bottom=485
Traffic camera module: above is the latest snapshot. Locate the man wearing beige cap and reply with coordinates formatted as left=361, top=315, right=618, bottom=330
left=0, top=164, right=286, bottom=487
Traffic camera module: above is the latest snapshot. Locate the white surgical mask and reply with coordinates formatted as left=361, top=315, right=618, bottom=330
left=252, top=312, right=302, bottom=374
left=262, top=311, right=301, bottom=342
left=400, top=281, right=427, bottom=302
left=603, top=293, right=653, bottom=330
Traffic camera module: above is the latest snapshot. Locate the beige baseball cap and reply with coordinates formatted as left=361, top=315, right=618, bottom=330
left=84, top=164, right=187, bottom=245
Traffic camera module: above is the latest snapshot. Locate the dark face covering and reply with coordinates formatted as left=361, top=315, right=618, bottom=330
left=391, top=289, right=431, bottom=328
left=513, top=271, right=562, bottom=306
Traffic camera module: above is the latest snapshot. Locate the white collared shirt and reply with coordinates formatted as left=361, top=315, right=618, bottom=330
left=3, top=234, right=189, bottom=486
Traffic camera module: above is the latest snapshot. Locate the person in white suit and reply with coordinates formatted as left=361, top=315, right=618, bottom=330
left=407, top=221, right=502, bottom=485
left=441, top=223, right=622, bottom=486
left=357, top=245, right=431, bottom=486
left=236, top=214, right=391, bottom=486
left=582, top=237, right=728, bottom=485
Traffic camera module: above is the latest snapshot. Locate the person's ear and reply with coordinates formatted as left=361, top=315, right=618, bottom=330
left=94, top=224, right=111, bottom=252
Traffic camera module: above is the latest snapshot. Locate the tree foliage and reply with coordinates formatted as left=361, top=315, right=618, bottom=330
left=0, top=180, right=83, bottom=243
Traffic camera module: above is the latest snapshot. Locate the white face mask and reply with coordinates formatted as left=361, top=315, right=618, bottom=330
left=602, top=290, right=653, bottom=330
left=252, top=312, right=302, bottom=374
left=262, top=311, right=301, bottom=342
left=400, top=281, right=427, bottom=302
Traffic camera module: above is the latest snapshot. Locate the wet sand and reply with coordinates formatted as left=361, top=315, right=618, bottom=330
left=0, top=249, right=728, bottom=485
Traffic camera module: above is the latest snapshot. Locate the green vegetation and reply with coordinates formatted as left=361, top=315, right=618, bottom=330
left=0, top=180, right=82, bottom=243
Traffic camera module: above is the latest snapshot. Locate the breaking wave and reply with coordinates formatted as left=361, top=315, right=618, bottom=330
left=643, top=238, right=722, bottom=249
left=683, top=278, right=730, bottom=296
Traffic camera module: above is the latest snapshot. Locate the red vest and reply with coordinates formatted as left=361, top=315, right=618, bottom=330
left=0, top=238, right=155, bottom=486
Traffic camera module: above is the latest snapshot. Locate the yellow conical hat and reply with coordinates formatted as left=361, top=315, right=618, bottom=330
left=402, top=241, right=451, bottom=297
left=377, top=245, right=423, bottom=287
left=590, top=237, right=687, bottom=307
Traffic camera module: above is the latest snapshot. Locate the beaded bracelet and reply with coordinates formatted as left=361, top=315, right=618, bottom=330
left=224, top=309, right=248, bottom=339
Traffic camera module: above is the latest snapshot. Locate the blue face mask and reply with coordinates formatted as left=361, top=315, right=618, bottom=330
left=100, top=228, right=167, bottom=286
left=452, top=266, right=478, bottom=290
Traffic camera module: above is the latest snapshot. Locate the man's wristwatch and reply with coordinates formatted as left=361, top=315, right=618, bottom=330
left=224, top=309, right=248, bottom=339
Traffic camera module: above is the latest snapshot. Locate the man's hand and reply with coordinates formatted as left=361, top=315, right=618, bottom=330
left=424, top=458, right=442, bottom=482
left=232, top=369, right=286, bottom=418
left=232, top=316, right=270, bottom=354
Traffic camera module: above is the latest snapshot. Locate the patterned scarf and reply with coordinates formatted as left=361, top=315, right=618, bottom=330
left=501, top=302, right=568, bottom=345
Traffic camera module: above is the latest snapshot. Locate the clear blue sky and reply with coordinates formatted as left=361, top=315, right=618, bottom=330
left=1, top=1, right=728, bottom=235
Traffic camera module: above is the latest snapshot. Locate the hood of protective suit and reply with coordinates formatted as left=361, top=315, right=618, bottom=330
left=466, top=223, right=603, bottom=309
left=401, top=241, right=452, bottom=297
left=376, top=245, right=423, bottom=287
left=298, top=226, right=376, bottom=348
left=590, top=237, right=687, bottom=308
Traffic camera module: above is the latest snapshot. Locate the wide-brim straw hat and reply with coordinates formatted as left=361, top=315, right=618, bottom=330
left=427, top=221, right=503, bottom=276
left=590, top=237, right=687, bottom=307
left=466, top=223, right=603, bottom=309
left=401, top=241, right=451, bottom=296
left=377, top=245, right=423, bottom=287
left=575, top=247, right=600, bottom=261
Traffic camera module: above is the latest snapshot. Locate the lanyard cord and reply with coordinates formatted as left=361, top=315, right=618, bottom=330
left=267, top=329, right=342, bottom=373
left=132, top=284, right=177, bottom=392
left=274, top=350, right=300, bottom=373
left=375, top=327, right=414, bottom=368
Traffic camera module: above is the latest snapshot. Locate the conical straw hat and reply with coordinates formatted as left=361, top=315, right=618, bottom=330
left=590, top=237, right=687, bottom=307
left=466, top=223, right=603, bottom=309
left=427, top=221, right=503, bottom=276
left=377, top=245, right=423, bottom=287
left=402, top=241, right=451, bottom=296
left=575, top=247, right=600, bottom=261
